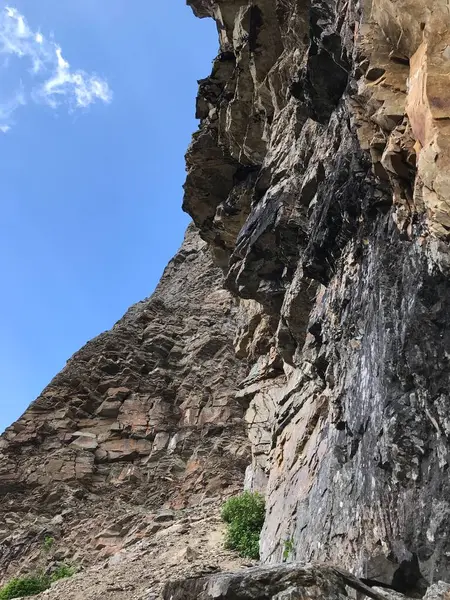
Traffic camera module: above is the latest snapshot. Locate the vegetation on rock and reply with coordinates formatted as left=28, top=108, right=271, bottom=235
left=282, top=537, right=295, bottom=562
left=221, top=491, right=265, bottom=559
left=0, top=575, right=49, bottom=600
left=49, top=564, right=76, bottom=583
left=43, top=536, right=54, bottom=553
left=0, top=564, right=76, bottom=600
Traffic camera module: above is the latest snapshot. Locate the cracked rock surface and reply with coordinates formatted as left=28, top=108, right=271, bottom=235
left=184, top=0, right=450, bottom=589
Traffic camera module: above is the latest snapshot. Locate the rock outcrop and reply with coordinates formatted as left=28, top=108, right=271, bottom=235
left=163, top=563, right=450, bottom=600
left=163, top=564, right=369, bottom=600
left=184, top=0, right=450, bottom=591
left=2, top=0, right=450, bottom=597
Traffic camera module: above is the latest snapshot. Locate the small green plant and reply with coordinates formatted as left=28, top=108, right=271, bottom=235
left=0, top=564, right=76, bottom=600
left=43, top=536, right=54, bottom=552
left=0, top=575, right=49, bottom=600
left=282, top=537, right=295, bottom=562
left=221, top=491, right=265, bottom=560
left=50, top=564, right=76, bottom=583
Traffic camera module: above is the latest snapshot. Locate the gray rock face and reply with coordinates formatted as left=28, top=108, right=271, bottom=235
left=262, top=232, right=450, bottom=584
left=163, top=564, right=351, bottom=600
left=163, top=563, right=450, bottom=600
left=184, top=0, right=450, bottom=591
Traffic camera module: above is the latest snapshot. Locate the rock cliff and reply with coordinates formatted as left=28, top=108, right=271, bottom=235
left=2, top=0, right=450, bottom=597
left=184, top=0, right=450, bottom=591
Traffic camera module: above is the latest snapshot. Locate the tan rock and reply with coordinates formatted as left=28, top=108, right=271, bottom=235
left=70, top=436, right=98, bottom=451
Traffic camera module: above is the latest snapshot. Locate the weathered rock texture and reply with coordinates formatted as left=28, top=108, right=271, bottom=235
left=163, top=564, right=364, bottom=600
left=0, top=225, right=249, bottom=580
left=184, top=0, right=450, bottom=592
left=163, top=563, right=450, bottom=600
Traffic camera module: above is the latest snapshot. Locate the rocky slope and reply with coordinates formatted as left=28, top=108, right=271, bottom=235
left=17, top=505, right=255, bottom=600
left=0, top=225, right=249, bottom=580
left=2, top=0, right=450, bottom=598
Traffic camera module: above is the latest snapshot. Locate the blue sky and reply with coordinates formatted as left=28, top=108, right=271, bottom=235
left=0, top=1, right=217, bottom=433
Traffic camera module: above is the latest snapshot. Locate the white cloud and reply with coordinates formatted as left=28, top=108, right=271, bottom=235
left=0, top=5, right=112, bottom=132
left=0, top=86, right=26, bottom=130
left=41, top=46, right=112, bottom=109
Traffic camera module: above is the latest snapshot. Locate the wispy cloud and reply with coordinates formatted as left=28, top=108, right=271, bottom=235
left=0, top=85, right=25, bottom=131
left=0, top=6, right=112, bottom=131
left=42, top=46, right=111, bottom=108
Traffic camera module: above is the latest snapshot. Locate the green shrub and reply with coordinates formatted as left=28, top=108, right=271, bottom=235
left=50, top=564, right=76, bottom=583
left=0, top=564, right=75, bottom=600
left=221, top=491, right=265, bottom=559
left=0, top=575, right=49, bottom=600
left=43, top=536, right=54, bottom=552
